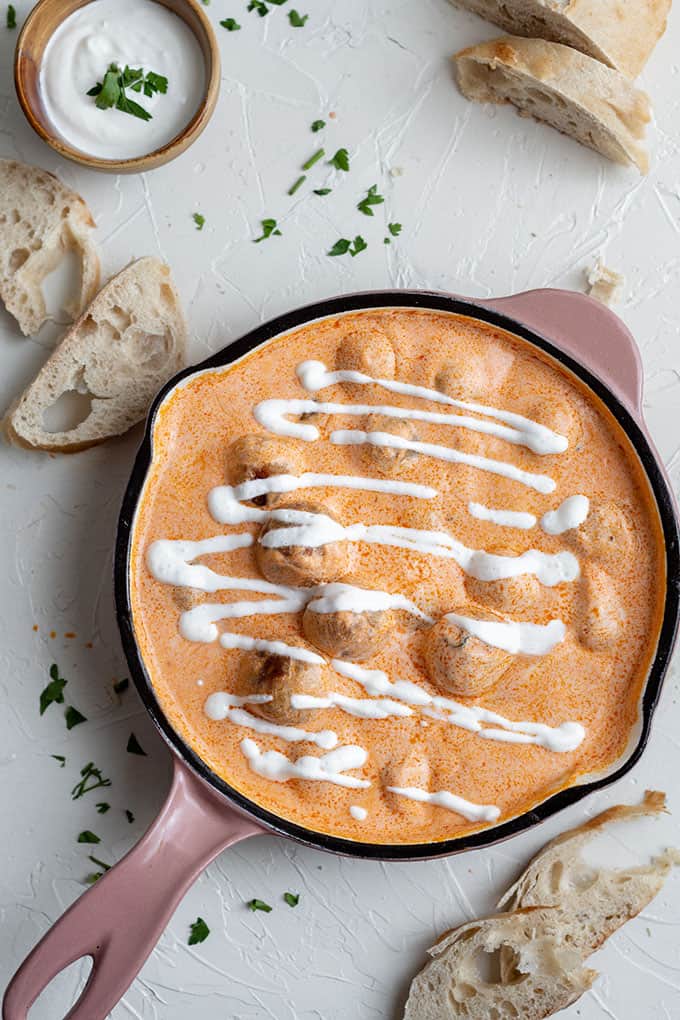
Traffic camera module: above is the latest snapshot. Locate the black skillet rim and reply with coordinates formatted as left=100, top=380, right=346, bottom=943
left=114, top=290, right=680, bottom=861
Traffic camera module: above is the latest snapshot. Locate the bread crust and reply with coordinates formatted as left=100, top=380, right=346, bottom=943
left=453, top=36, right=651, bottom=171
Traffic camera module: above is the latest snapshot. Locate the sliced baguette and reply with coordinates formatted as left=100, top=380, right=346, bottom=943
left=453, top=37, right=651, bottom=172
left=403, top=907, right=597, bottom=1020
left=0, top=160, right=100, bottom=336
left=450, top=0, right=670, bottom=79
left=5, top=257, right=186, bottom=452
left=586, top=259, right=623, bottom=306
left=498, top=790, right=679, bottom=960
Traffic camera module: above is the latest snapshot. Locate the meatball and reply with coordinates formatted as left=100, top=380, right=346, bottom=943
left=424, top=608, right=511, bottom=697
left=239, top=653, right=325, bottom=725
left=576, top=500, right=633, bottom=566
left=362, top=413, right=418, bottom=475
left=382, top=754, right=431, bottom=812
left=227, top=435, right=304, bottom=505
left=577, top=565, right=625, bottom=651
left=302, top=606, right=393, bottom=661
left=523, top=393, right=582, bottom=449
left=336, top=329, right=396, bottom=383
left=256, top=500, right=353, bottom=587
left=465, top=569, right=541, bottom=615
left=434, top=343, right=513, bottom=401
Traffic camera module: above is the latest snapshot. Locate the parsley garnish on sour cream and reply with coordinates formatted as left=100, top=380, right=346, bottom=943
left=87, top=65, right=168, bottom=121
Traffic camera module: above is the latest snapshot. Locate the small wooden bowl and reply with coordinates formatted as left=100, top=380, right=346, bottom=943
left=14, top=0, right=221, bottom=173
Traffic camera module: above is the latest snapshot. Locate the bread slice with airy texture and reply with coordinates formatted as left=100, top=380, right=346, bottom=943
left=403, top=907, right=596, bottom=1020
left=497, top=790, right=679, bottom=963
left=5, top=257, right=186, bottom=452
left=453, top=37, right=651, bottom=172
left=586, top=259, right=623, bottom=306
left=0, top=160, right=100, bottom=336
left=450, top=0, right=670, bottom=79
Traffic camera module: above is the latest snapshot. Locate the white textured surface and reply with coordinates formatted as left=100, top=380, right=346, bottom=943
left=1, top=1, right=680, bottom=1017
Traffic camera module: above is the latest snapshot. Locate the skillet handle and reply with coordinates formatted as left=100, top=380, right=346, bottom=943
left=480, top=288, right=643, bottom=416
left=2, top=760, right=263, bottom=1020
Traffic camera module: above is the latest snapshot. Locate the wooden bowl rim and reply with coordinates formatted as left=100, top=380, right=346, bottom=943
left=13, top=0, right=221, bottom=173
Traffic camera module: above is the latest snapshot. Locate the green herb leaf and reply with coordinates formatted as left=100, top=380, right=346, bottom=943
left=125, top=809, right=135, bottom=824
left=116, top=92, right=152, bottom=121
left=350, top=235, right=367, bottom=257
left=384, top=237, right=391, bottom=244
left=144, top=71, right=168, bottom=97
left=220, top=17, right=241, bottom=30
left=248, top=0, right=269, bottom=15
left=247, top=898, right=272, bottom=912
left=193, top=212, right=206, bottom=230
left=77, top=830, right=101, bottom=845
left=288, top=175, right=306, bottom=196
left=113, top=678, right=129, bottom=695
left=40, top=664, right=67, bottom=715
left=96, top=802, right=110, bottom=814
left=85, top=872, right=103, bottom=885
left=51, top=754, right=66, bottom=767
left=301, top=148, right=324, bottom=171
left=71, top=762, right=111, bottom=800
left=289, top=9, right=308, bottom=26
left=89, top=854, right=111, bottom=871
left=311, top=119, right=325, bottom=133
left=126, top=733, right=147, bottom=756
left=92, top=64, right=122, bottom=110
left=188, top=917, right=210, bottom=944
left=283, top=891, right=299, bottom=907
left=254, top=218, right=282, bottom=242
left=328, top=148, right=350, bottom=172
left=388, top=222, right=402, bottom=236
left=87, top=63, right=165, bottom=121
left=6, top=3, right=16, bottom=29
left=65, top=706, right=87, bottom=730
left=357, top=184, right=384, bottom=216
left=313, top=188, right=331, bottom=196
left=328, top=238, right=351, bottom=256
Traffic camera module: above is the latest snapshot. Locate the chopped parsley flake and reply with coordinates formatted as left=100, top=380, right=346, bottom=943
left=302, top=148, right=324, bottom=171
left=188, top=917, right=210, bottom=944
left=388, top=222, right=402, bottom=236
left=313, top=188, right=332, bottom=196
left=357, top=184, right=384, bottom=216
left=96, top=802, right=110, bottom=814
left=125, top=809, right=135, bottom=824
left=311, top=119, right=325, bottom=133
left=71, top=762, right=111, bottom=800
left=254, top=218, right=282, bottom=242
left=193, top=212, right=206, bottom=230
left=328, top=235, right=366, bottom=257
left=89, top=854, right=111, bottom=871
left=328, top=148, right=350, bottom=172
left=77, top=830, right=101, bottom=845
left=289, top=9, right=308, bottom=25
left=40, top=664, right=66, bottom=715
left=126, top=733, right=147, bottom=756
left=113, top=678, right=129, bottom=696
left=51, top=754, right=66, bottom=767
left=65, top=706, right=87, bottom=730
left=283, top=892, right=299, bottom=907
left=247, top=0, right=269, bottom=15
left=247, top=898, right=273, bottom=912
left=288, top=175, right=306, bottom=196
left=7, top=3, right=16, bottom=28
left=220, top=17, right=241, bottom=30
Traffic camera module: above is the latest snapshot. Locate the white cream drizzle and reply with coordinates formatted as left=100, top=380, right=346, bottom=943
left=468, top=502, right=537, bottom=530
left=386, top=786, right=501, bottom=823
left=229, top=472, right=437, bottom=503
left=218, top=632, right=324, bottom=664
left=290, top=691, right=413, bottom=719
left=330, top=429, right=556, bottom=494
left=204, top=694, right=337, bottom=749
left=304, top=583, right=431, bottom=620
left=295, top=359, right=568, bottom=455
left=349, top=805, right=368, bottom=821
left=331, top=660, right=584, bottom=753
left=444, top=613, right=566, bottom=656
left=541, top=495, right=590, bottom=535
left=240, top=738, right=371, bottom=788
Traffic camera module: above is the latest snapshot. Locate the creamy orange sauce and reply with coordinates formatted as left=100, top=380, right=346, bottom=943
left=129, top=309, right=665, bottom=844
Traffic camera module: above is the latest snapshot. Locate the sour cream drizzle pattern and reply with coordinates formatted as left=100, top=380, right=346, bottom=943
left=145, top=355, right=590, bottom=817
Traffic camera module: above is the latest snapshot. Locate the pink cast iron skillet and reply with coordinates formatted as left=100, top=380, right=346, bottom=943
left=4, top=288, right=679, bottom=1020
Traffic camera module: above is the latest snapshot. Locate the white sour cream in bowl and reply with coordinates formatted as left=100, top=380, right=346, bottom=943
left=38, top=0, right=207, bottom=161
